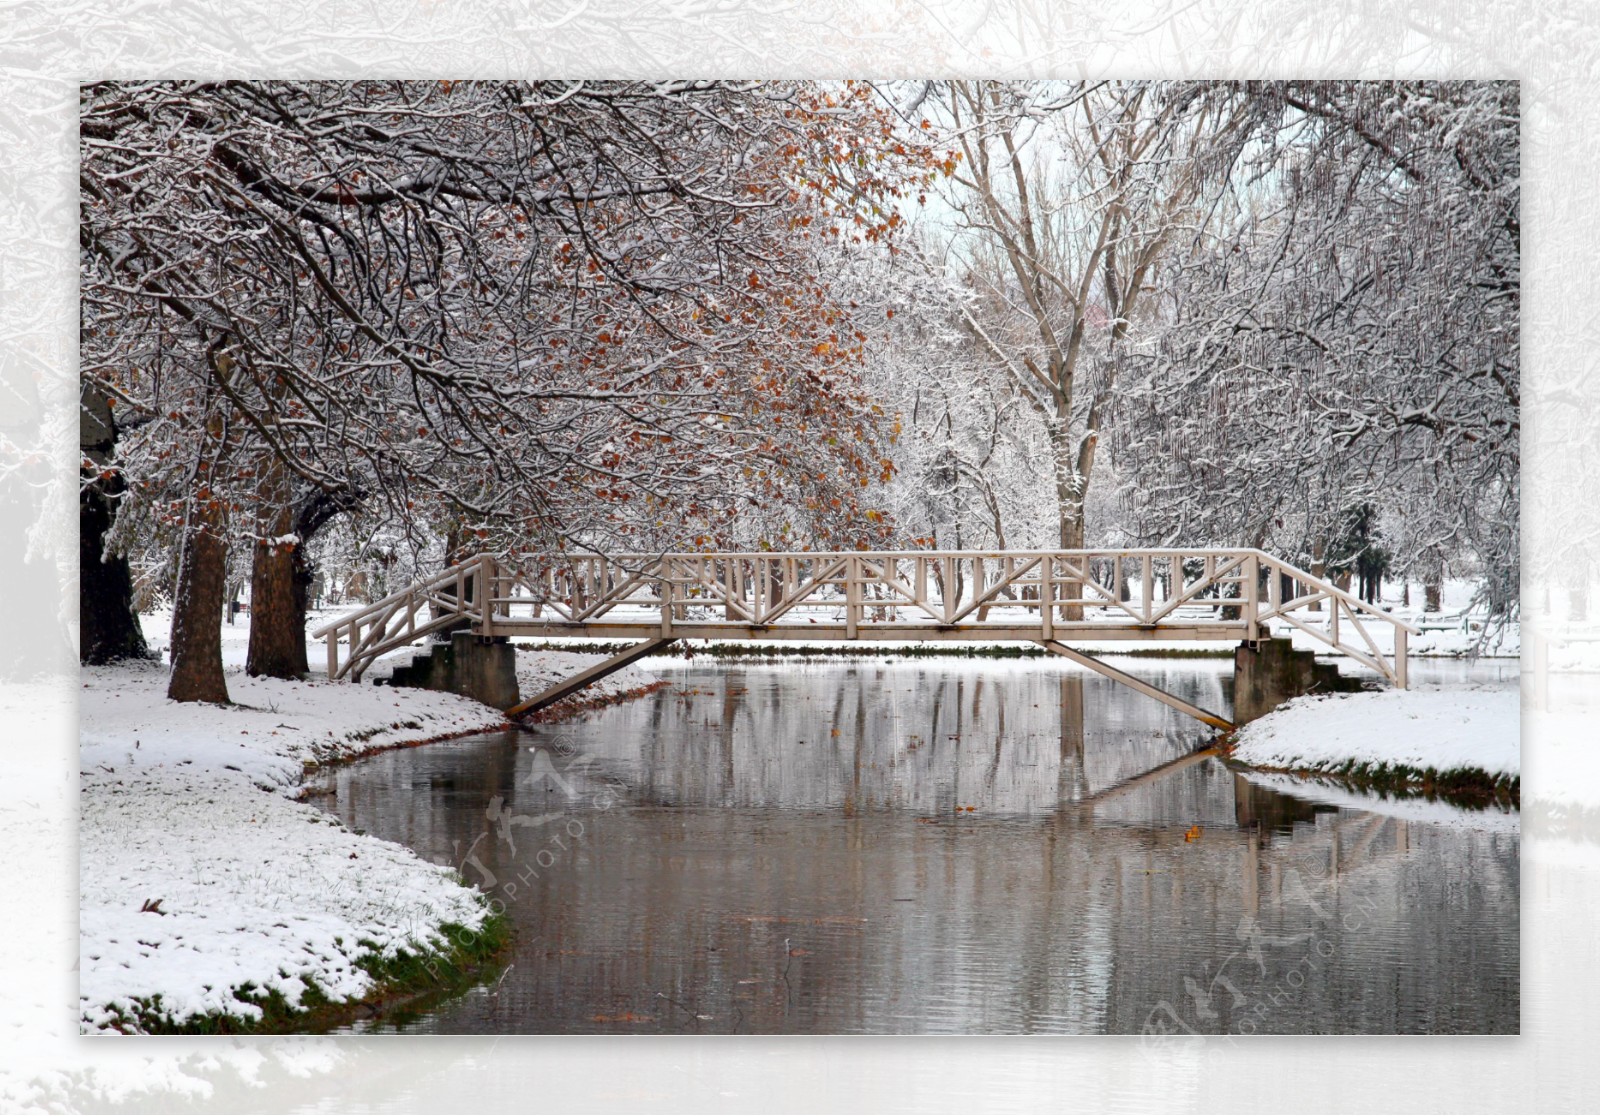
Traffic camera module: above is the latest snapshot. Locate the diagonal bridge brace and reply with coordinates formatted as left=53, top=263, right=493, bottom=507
left=505, top=637, right=677, bottom=719
left=1037, top=640, right=1234, bottom=731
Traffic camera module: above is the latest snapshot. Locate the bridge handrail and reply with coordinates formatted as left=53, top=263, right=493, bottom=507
left=309, top=556, right=486, bottom=639
left=502, top=546, right=1266, bottom=563
left=1254, top=552, right=1421, bottom=636
left=312, top=547, right=1417, bottom=688
left=311, top=555, right=489, bottom=681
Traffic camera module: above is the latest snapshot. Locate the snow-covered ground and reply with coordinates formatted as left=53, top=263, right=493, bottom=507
left=78, top=660, right=507, bottom=1034
left=1231, top=686, right=1519, bottom=779
left=78, top=614, right=667, bottom=1034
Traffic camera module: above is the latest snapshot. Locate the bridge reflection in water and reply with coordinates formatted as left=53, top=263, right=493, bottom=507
left=314, top=661, right=1518, bottom=1035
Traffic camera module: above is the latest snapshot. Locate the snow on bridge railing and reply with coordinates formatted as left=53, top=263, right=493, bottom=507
left=314, top=549, right=1417, bottom=687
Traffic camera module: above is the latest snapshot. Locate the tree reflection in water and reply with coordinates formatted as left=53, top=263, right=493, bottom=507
left=316, top=661, right=1519, bottom=1035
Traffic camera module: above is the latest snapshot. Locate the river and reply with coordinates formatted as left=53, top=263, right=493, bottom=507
left=311, top=656, right=1519, bottom=1035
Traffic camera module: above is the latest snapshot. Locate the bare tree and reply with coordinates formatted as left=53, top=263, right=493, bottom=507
left=934, top=81, right=1236, bottom=558
left=1110, top=81, right=1519, bottom=621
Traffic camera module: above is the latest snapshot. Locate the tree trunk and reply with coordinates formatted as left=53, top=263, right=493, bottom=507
left=79, top=385, right=149, bottom=664
left=1052, top=422, right=1087, bottom=622
left=246, top=502, right=306, bottom=677
left=430, top=519, right=475, bottom=640
left=168, top=500, right=230, bottom=704
left=246, top=441, right=308, bottom=678
left=293, top=544, right=315, bottom=635
left=80, top=479, right=149, bottom=664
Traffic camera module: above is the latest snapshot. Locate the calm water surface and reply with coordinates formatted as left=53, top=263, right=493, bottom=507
left=313, top=658, right=1519, bottom=1034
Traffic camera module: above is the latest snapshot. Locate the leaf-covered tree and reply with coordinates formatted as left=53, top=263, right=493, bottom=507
left=81, top=80, right=939, bottom=698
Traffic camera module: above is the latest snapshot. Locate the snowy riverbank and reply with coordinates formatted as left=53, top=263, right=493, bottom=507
left=78, top=660, right=510, bottom=1033
left=1230, top=686, right=1519, bottom=800
left=79, top=616, right=668, bottom=1034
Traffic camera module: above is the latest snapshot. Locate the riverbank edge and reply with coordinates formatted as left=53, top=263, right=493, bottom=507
left=97, top=908, right=514, bottom=1036
left=279, top=678, right=673, bottom=798
left=1215, top=741, right=1520, bottom=809
left=82, top=659, right=670, bottom=1037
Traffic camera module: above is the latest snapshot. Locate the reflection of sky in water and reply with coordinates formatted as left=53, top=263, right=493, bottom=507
left=317, top=662, right=1519, bottom=1035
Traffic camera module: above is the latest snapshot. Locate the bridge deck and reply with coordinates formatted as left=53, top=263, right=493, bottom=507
left=485, top=620, right=1250, bottom=641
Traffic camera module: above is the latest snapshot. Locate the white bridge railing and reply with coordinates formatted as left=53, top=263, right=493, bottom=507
left=315, top=548, right=1417, bottom=688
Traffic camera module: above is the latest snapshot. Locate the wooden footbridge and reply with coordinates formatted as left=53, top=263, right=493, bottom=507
left=311, top=548, right=1416, bottom=729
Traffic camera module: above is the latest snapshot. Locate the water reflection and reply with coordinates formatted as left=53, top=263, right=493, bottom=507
left=314, top=661, right=1518, bottom=1035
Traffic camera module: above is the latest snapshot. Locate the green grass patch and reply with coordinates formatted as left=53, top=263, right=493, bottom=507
left=1225, top=754, right=1519, bottom=810
left=97, top=908, right=512, bottom=1035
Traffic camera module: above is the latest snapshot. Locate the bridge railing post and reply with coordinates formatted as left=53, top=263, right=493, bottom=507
left=1244, top=551, right=1260, bottom=641
left=478, top=555, right=496, bottom=639
left=660, top=559, right=674, bottom=638
left=1040, top=555, right=1054, bottom=640
left=846, top=555, right=861, bottom=639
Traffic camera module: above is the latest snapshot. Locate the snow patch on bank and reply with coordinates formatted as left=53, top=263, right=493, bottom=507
left=81, top=660, right=509, bottom=789
left=1232, top=687, right=1519, bottom=778
left=79, top=624, right=677, bottom=1034
left=78, top=660, right=509, bottom=1034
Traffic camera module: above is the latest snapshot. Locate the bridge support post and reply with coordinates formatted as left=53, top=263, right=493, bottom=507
left=478, top=555, right=497, bottom=639
left=845, top=556, right=861, bottom=639
left=505, top=637, right=676, bottom=719
left=1037, top=640, right=1233, bottom=731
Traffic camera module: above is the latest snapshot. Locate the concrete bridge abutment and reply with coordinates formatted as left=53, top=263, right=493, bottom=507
left=379, top=631, right=520, bottom=710
left=1232, top=635, right=1367, bottom=724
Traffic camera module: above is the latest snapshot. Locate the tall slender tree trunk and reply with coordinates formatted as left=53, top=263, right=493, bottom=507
left=246, top=452, right=308, bottom=678
left=168, top=498, right=230, bottom=703
left=79, top=384, right=149, bottom=664
left=431, top=519, right=475, bottom=640
left=1424, top=580, right=1442, bottom=612
left=1051, top=420, right=1087, bottom=622
left=1423, top=547, right=1444, bottom=612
